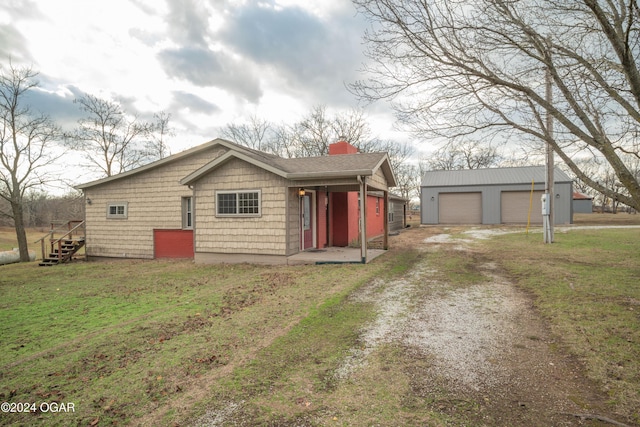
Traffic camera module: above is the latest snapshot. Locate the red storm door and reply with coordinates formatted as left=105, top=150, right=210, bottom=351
left=301, top=194, right=313, bottom=250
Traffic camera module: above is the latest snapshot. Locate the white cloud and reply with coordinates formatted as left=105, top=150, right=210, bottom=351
left=1, top=0, right=418, bottom=186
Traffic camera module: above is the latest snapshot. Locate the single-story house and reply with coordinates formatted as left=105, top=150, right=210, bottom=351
left=77, top=139, right=396, bottom=264
left=420, top=166, right=573, bottom=225
left=573, top=192, right=593, bottom=214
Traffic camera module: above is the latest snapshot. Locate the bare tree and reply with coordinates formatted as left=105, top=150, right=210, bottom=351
left=22, top=190, right=84, bottom=227
left=0, top=63, right=62, bottom=261
left=220, top=114, right=272, bottom=152
left=393, top=162, right=418, bottom=201
left=368, top=138, right=414, bottom=172
left=270, top=122, right=299, bottom=159
left=146, top=111, right=174, bottom=161
left=292, top=105, right=383, bottom=157
left=222, top=105, right=387, bottom=158
left=428, top=140, right=503, bottom=170
left=71, top=94, right=154, bottom=177
left=352, top=0, right=640, bottom=211
left=220, top=106, right=417, bottom=191
left=294, top=105, right=334, bottom=157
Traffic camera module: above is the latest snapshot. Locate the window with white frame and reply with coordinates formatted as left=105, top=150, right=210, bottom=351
left=182, top=197, right=193, bottom=228
left=106, top=202, right=128, bottom=219
left=216, top=190, right=261, bottom=217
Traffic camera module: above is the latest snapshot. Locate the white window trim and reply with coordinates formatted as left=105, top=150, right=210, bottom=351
left=215, top=190, right=262, bottom=218
left=106, top=202, right=128, bottom=219
left=182, top=197, right=193, bottom=229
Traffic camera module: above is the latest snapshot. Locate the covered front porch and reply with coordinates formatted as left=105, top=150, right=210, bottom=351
left=291, top=175, right=392, bottom=264
left=286, top=246, right=387, bottom=265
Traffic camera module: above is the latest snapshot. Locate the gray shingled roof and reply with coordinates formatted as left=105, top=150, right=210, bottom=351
left=78, top=138, right=395, bottom=190
left=181, top=146, right=395, bottom=185
left=421, top=166, right=571, bottom=187
left=269, top=152, right=389, bottom=175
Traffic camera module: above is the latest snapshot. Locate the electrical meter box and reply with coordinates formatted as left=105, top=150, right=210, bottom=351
left=541, top=193, right=550, bottom=215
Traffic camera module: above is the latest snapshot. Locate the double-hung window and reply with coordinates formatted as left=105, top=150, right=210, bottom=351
left=216, top=190, right=261, bottom=217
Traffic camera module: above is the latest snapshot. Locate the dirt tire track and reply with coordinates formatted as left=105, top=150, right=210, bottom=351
left=343, top=226, right=631, bottom=426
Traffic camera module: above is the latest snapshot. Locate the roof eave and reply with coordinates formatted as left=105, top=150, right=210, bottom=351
left=77, top=138, right=230, bottom=190
left=287, top=169, right=374, bottom=180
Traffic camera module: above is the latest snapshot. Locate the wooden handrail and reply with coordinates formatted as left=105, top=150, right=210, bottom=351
left=34, top=220, right=85, bottom=261
left=50, top=221, right=85, bottom=245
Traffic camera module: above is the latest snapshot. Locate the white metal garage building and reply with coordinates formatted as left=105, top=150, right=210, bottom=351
left=420, top=166, right=573, bottom=225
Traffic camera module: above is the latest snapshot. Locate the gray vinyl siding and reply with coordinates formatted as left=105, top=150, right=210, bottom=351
left=389, top=198, right=406, bottom=231
left=573, top=199, right=593, bottom=214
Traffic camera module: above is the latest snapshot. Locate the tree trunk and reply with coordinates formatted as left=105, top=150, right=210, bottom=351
left=11, top=200, right=30, bottom=262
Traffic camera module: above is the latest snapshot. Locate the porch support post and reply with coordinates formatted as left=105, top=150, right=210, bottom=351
left=383, top=190, right=389, bottom=250
left=359, top=176, right=367, bottom=263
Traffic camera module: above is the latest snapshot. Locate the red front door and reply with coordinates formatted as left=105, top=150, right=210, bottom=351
left=301, top=194, right=313, bottom=250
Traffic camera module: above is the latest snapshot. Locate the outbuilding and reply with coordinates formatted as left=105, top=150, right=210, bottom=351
left=420, top=166, right=573, bottom=225
left=573, top=192, right=593, bottom=214
left=388, top=193, right=408, bottom=232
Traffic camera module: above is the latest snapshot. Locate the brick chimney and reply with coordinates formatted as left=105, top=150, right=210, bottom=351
left=329, top=140, right=358, bottom=155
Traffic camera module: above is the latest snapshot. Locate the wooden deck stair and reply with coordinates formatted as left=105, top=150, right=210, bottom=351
left=35, top=220, right=86, bottom=267
left=39, top=238, right=86, bottom=266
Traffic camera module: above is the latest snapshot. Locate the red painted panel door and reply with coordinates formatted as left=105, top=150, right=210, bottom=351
left=302, top=194, right=313, bottom=250
left=154, top=229, right=194, bottom=258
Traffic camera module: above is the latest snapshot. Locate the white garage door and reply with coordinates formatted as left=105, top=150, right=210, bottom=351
left=501, top=191, right=543, bottom=224
left=439, top=192, right=482, bottom=224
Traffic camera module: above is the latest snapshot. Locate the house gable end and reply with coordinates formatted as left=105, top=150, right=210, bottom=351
left=181, top=151, right=289, bottom=186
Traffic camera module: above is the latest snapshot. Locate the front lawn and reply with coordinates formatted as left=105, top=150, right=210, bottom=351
left=0, top=254, right=415, bottom=426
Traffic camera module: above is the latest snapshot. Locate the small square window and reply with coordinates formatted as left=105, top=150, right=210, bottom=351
left=107, top=202, right=128, bottom=219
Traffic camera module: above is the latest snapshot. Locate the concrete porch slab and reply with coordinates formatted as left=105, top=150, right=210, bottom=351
left=286, top=247, right=386, bottom=265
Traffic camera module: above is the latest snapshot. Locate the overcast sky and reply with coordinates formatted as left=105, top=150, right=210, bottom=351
left=1, top=0, right=415, bottom=159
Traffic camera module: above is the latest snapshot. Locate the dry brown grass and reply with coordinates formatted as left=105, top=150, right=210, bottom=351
left=573, top=212, right=640, bottom=225
left=0, top=227, right=50, bottom=254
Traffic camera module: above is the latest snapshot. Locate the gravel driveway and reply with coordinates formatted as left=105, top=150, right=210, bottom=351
left=338, top=227, right=630, bottom=426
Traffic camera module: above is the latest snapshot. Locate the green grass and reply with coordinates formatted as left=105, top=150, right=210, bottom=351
left=0, top=250, right=417, bottom=426
left=479, top=228, right=640, bottom=422
left=2, top=224, right=639, bottom=425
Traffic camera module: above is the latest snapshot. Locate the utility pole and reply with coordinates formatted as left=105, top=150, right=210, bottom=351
left=544, top=40, right=554, bottom=244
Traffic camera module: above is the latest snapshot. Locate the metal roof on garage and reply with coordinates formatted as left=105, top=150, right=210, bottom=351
left=421, top=166, right=572, bottom=187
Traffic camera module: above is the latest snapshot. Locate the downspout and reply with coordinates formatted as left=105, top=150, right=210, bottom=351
left=189, top=184, right=196, bottom=261
left=357, top=175, right=367, bottom=264
left=325, top=186, right=330, bottom=248
left=83, top=190, right=89, bottom=262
